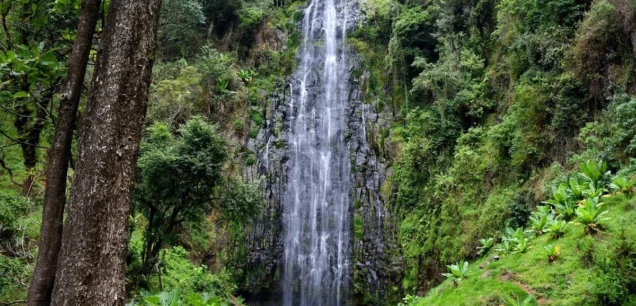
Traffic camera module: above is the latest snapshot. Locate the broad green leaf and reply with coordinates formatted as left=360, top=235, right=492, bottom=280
left=13, top=91, right=29, bottom=98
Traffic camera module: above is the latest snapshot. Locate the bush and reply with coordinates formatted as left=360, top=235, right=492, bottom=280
left=442, top=261, right=470, bottom=285
left=575, top=198, right=609, bottom=234
left=0, top=191, right=29, bottom=234
left=544, top=245, right=561, bottom=263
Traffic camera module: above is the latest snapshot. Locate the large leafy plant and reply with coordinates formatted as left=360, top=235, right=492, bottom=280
left=579, top=160, right=609, bottom=189
left=513, top=238, right=530, bottom=254
left=553, top=200, right=576, bottom=221
left=529, top=208, right=555, bottom=235
left=477, top=238, right=494, bottom=255
left=505, top=295, right=535, bottom=306
left=496, top=240, right=515, bottom=255
left=543, top=186, right=576, bottom=220
left=611, top=176, right=635, bottom=197
left=547, top=219, right=567, bottom=239
left=134, top=289, right=228, bottom=306
left=544, top=245, right=561, bottom=263
left=575, top=198, right=609, bottom=234
left=442, top=261, right=470, bottom=285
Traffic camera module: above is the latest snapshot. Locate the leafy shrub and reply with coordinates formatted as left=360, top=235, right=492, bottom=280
left=238, top=69, right=254, bottom=84
left=529, top=208, right=554, bottom=236
left=579, top=160, right=610, bottom=189
left=232, top=118, right=245, bottom=133
left=135, top=288, right=230, bottom=306
left=148, top=66, right=203, bottom=128
left=566, top=176, right=587, bottom=199
left=513, top=238, right=530, bottom=254
left=553, top=200, right=576, bottom=222
left=477, top=238, right=494, bottom=255
left=496, top=240, right=515, bottom=256
left=505, top=294, right=535, bottom=306
left=611, top=176, right=634, bottom=197
left=546, top=219, right=567, bottom=239
left=442, top=261, right=470, bottom=285
left=575, top=198, right=609, bottom=234
left=504, top=227, right=531, bottom=242
left=590, top=212, right=636, bottom=305
left=544, top=245, right=561, bottom=263
left=250, top=110, right=264, bottom=127
left=0, top=255, right=31, bottom=303
left=238, top=5, right=265, bottom=33
left=158, top=247, right=235, bottom=299
left=134, top=118, right=228, bottom=279
left=0, top=192, right=28, bottom=234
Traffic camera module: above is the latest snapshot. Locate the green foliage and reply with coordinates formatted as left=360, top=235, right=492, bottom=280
left=249, top=109, right=263, bottom=127
left=575, top=198, right=609, bottom=234
left=546, top=219, right=567, bottom=239
left=565, top=176, right=587, bottom=200
left=238, top=69, right=254, bottom=84
left=553, top=200, right=576, bottom=222
left=129, top=247, right=236, bottom=305
left=148, top=65, right=203, bottom=128
left=543, top=244, right=561, bottom=263
left=477, top=238, right=494, bottom=256
left=0, top=191, right=29, bottom=233
left=442, top=261, right=470, bottom=285
left=543, top=185, right=577, bottom=221
left=160, top=247, right=235, bottom=297
left=611, top=176, right=635, bottom=197
left=496, top=240, right=515, bottom=256
left=578, top=95, right=636, bottom=164
left=0, top=43, right=63, bottom=86
left=513, top=238, right=530, bottom=254
left=133, top=118, right=228, bottom=279
left=197, top=46, right=235, bottom=87
left=158, top=0, right=206, bottom=59
left=505, top=295, right=535, bottom=306
left=579, top=160, right=609, bottom=189
left=589, top=206, right=636, bottom=305
left=0, top=193, right=38, bottom=304
left=238, top=4, right=265, bottom=33
left=0, top=255, right=31, bottom=302
left=529, top=208, right=554, bottom=236
left=214, top=177, right=264, bottom=224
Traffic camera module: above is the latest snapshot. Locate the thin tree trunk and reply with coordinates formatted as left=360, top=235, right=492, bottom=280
left=50, top=0, right=162, bottom=304
left=28, top=1, right=102, bottom=304
left=15, top=93, right=51, bottom=197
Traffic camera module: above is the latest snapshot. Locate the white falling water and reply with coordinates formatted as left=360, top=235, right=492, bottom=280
left=282, top=0, right=353, bottom=305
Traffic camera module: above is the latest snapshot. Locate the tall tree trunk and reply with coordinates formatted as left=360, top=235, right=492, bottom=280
left=28, top=0, right=102, bottom=304
left=50, top=0, right=162, bottom=304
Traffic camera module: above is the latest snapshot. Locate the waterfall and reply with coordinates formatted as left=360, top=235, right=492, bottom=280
left=282, top=0, right=353, bottom=305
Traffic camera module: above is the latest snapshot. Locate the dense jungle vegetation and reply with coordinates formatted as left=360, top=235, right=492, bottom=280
left=1, top=0, right=635, bottom=305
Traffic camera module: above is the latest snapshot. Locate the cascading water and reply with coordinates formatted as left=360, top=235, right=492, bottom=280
left=282, top=0, right=354, bottom=305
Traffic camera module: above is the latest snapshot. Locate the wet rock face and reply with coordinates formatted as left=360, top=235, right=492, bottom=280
left=242, top=1, right=401, bottom=304
left=240, top=87, right=289, bottom=303
left=347, top=62, right=402, bottom=304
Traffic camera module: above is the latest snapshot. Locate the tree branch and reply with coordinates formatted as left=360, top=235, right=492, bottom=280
left=0, top=129, right=49, bottom=150
left=0, top=155, right=23, bottom=187
left=0, top=300, right=27, bottom=306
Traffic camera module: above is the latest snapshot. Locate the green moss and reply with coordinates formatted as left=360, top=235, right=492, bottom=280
left=354, top=215, right=364, bottom=240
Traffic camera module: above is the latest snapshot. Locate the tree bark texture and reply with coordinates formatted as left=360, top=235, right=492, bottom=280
left=50, top=0, right=162, bottom=304
left=28, top=0, right=102, bottom=305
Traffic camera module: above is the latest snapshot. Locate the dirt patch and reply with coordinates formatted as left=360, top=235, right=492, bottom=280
left=498, top=271, right=547, bottom=305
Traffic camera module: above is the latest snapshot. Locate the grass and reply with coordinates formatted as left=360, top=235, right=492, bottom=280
left=412, top=194, right=636, bottom=306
